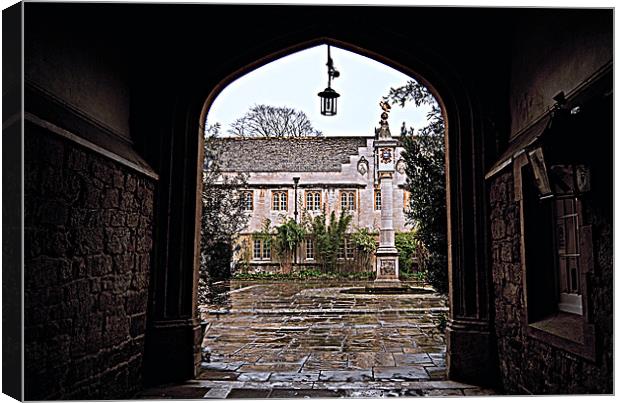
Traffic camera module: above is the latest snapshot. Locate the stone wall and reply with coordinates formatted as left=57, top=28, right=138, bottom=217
left=25, top=4, right=131, bottom=140
left=509, top=9, right=612, bottom=137
left=489, top=171, right=613, bottom=394
left=225, top=139, right=410, bottom=234
left=24, top=126, right=155, bottom=399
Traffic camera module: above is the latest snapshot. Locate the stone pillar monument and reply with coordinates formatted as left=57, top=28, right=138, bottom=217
left=374, top=102, right=400, bottom=283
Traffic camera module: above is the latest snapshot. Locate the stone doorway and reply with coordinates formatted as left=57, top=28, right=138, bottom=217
left=143, top=34, right=495, bottom=391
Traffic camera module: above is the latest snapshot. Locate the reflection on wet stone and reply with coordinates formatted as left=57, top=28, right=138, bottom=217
left=174, top=280, right=493, bottom=398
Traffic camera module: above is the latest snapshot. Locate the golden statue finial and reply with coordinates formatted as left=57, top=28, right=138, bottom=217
left=377, top=101, right=392, bottom=139
left=379, top=101, right=391, bottom=114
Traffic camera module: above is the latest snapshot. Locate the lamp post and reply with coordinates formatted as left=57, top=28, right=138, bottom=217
left=318, top=45, right=341, bottom=116
left=293, top=177, right=300, bottom=223
left=293, top=177, right=300, bottom=268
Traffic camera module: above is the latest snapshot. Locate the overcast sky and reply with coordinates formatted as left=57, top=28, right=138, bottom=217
left=206, top=44, right=434, bottom=137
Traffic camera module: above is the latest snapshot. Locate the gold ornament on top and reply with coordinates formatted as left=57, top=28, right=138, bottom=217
left=376, top=101, right=393, bottom=139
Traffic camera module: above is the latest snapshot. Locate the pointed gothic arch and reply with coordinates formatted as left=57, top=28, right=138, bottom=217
left=144, top=30, right=497, bottom=388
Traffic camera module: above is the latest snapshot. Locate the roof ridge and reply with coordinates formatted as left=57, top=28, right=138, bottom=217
left=212, top=135, right=375, bottom=141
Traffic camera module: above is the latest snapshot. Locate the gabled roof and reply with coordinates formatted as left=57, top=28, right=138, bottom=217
left=212, top=136, right=370, bottom=172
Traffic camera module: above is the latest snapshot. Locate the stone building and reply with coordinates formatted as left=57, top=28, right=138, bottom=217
left=6, top=3, right=612, bottom=400
left=214, top=136, right=412, bottom=273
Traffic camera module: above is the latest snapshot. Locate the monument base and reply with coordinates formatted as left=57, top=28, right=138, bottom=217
left=375, top=247, right=400, bottom=282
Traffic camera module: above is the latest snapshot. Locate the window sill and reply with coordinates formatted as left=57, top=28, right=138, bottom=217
left=528, top=312, right=596, bottom=361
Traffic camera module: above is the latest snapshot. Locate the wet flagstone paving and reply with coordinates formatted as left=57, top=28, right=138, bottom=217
left=137, top=280, right=496, bottom=398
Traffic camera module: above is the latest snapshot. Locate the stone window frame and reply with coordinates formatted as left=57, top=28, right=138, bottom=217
left=374, top=189, right=381, bottom=210
left=554, top=196, right=583, bottom=315
left=305, top=190, right=322, bottom=211
left=252, top=239, right=261, bottom=260
left=514, top=154, right=596, bottom=361
left=252, top=238, right=271, bottom=261
left=241, top=190, right=254, bottom=211
left=339, top=190, right=356, bottom=211
left=345, top=237, right=355, bottom=259
left=403, top=189, right=411, bottom=212
left=271, top=190, right=288, bottom=211
left=305, top=238, right=314, bottom=260
left=337, top=237, right=354, bottom=260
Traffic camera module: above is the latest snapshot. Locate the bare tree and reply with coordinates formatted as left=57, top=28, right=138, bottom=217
left=228, top=104, right=322, bottom=137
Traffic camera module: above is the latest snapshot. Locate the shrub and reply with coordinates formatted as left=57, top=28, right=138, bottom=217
left=307, top=210, right=352, bottom=272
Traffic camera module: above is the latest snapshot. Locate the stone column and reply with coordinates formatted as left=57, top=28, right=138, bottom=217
left=444, top=111, right=498, bottom=388
left=374, top=103, right=400, bottom=283
left=142, top=104, right=203, bottom=386
left=375, top=171, right=400, bottom=282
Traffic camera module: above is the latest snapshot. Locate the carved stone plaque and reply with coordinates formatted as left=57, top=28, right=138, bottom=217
left=357, top=156, right=369, bottom=176
left=380, top=259, right=396, bottom=276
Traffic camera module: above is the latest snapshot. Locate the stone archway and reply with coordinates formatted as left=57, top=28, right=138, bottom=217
left=143, top=29, right=497, bottom=389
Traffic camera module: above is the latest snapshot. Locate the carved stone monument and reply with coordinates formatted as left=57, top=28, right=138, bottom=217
left=374, top=102, right=400, bottom=282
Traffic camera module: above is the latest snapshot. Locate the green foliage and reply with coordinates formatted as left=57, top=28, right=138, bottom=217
left=297, top=268, right=323, bottom=279
left=199, top=123, right=250, bottom=298
left=394, top=230, right=430, bottom=280
left=232, top=269, right=375, bottom=281
left=350, top=227, right=378, bottom=254
left=273, top=218, right=306, bottom=273
left=350, top=227, right=378, bottom=273
left=274, top=218, right=306, bottom=255
left=395, top=231, right=417, bottom=274
left=306, top=210, right=353, bottom=272
left=400, top=270, right=427, bottom=282
left=384, top=80, right=448, bottom=293
left=436, top=312, right=448, bottom=333
left=254, top=219, right=274, bottom=241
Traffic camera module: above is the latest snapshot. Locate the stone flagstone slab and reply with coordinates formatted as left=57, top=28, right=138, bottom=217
left=422, top=388, right=465, bottom=396
left=319, top=369, right=373, bottom=382
left=238, top=363, right=301, bottom=373
left=202, top=386, right=232, bottom=399
left=200, top=361, right=244, bottom=371
left=393, top=352, right=433, bottom=365
left=373, top=365, right=430, bottom=381
left=236, top=372, right=271, bottom=382
left=268, top=371, right=320, bottom=382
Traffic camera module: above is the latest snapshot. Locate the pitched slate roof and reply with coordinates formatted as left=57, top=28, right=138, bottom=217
left=213, top=137, right=370, bottom=172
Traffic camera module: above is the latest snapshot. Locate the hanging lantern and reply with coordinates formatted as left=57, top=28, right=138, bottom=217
left=318, top=87, right=340, bottom=116
left=318, top=45, right=340, bottom=116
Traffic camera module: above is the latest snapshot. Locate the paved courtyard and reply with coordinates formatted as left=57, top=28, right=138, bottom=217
left=138, top=280, right=495, bottom=398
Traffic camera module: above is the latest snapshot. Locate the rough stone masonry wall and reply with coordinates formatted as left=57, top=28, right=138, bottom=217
left=24, top=127, right=155, bottom=399
left=489, top=171, right=613, bottom=394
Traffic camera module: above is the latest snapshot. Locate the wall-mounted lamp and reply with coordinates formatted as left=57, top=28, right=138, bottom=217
left=527, top=147, right=553, bottom=199
left=317, top=45, right=340, bottom=116
left=526, top=92, right=590, bottom=200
